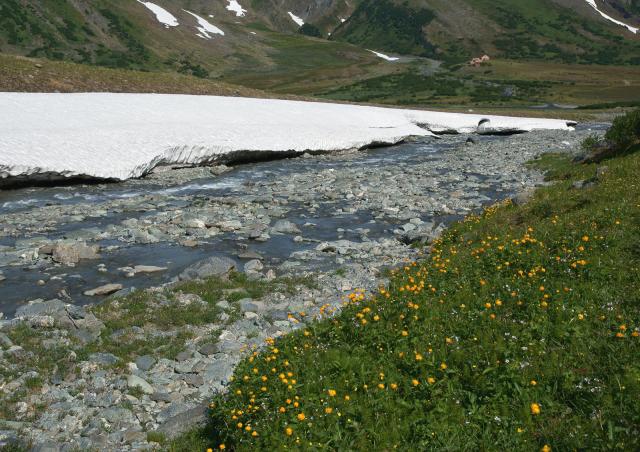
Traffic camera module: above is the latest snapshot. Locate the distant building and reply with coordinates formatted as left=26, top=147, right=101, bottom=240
left=469, top=55, right=491, bottom=67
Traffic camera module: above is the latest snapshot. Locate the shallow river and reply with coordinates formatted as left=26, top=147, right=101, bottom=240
left=0, top=126, right=603, bottom=317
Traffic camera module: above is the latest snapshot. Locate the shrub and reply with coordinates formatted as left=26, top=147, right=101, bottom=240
left=605, top=109, right=640, bottom=150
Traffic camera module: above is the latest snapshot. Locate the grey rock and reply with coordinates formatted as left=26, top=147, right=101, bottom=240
left=198, top=343, right=218, bottom=356
left=271, top=219, right=300, bottom=234
left=89, top=353, right=120, bottom=366
left=49, top=241, right=100, bottom=266
left=216, top=299, right=230, bottom=310
left=243, top=259, right=264, bottom=273
left=84, top=283, right=123, bottom=297
left=185, top=374, right=205, bottom=387
left=239, top=298, right=261, bottom=313
left=178, top=256, right=237, bottom=281
left=156, top=403, right=208, bottom=437
left=150, top=392, right=171, bottom=402
left=127, top=375, right=154, bottom=395
left=512, top=189, right=536, bottom=206
left=135, top=355, right=156, bottom=371
left=175, top=350, right=192, bottom=362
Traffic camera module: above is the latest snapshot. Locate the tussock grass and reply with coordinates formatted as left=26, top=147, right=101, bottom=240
left=203, top=149, right=640, bottom=450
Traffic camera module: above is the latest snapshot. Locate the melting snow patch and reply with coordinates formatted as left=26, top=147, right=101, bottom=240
left=584, top=0, right=638, bottom=34
left=0, top=93, right=575, bottom=184
left=369, top=50, right=400, bottom=62
left=226, top=0, right=247, bottom=17
left=184, top=10, right=225, bottom=39
left=136, top=1, right=179, bottom=28
left=288, top=12, right=305, bottom=27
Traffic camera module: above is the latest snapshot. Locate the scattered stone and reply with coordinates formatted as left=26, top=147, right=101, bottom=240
left=83, top=284, right=123, bottom=297
left=178, top=256, right=237, bottom=281
left=135, top=355, right=156, bottom=371
left=127, top=375, right=154, bottom=395
left=89, top=353, right=120, bottom=366
left=198, top=343, right=218, bottom=356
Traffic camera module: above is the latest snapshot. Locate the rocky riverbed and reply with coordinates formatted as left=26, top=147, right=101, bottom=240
left=0, top=126, right=603, bottom=450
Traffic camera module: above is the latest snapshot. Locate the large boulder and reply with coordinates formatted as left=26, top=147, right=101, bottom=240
left=41, top=241, right=100, bottom=266
left=178, top=256, right=237, bottom=281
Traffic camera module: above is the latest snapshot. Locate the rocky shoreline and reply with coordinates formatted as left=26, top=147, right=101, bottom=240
left=0, top=127, right=599, bottom=450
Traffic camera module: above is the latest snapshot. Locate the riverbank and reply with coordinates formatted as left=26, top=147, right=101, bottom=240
left=0, top=127, right=598, bottom=450
left=203, top=134, right=640, bottom=451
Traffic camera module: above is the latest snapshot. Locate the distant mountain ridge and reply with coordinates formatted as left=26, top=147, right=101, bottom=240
left=0, top=0, right=638, bottom=77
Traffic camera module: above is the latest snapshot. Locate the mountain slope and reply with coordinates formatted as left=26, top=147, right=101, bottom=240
left=328, top=0, right=640, bottom=64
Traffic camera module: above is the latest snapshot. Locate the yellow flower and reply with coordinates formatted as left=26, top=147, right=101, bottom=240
left=219, top=445, right=226, bottom=451
left=440, top=363, right=447, bottom=370
left=415, top=353, right=423, bottom=361
left=377, top=383, right=385, bottom=390
left=252, top=431, right=258, bottom=437
left=582, top=235, right=589, bottom=242
left=286, top=427, right=293, bottom=436
left=541, top=445, right=552, bottom=452
left=279, top=407, right=286, bottom=413
left=530, top=380, right=537, bottom=386
left=325, top=407, right=333, bottom=414
left=530, top=403, right=541, bottom=415
left=412, top=379, right=420, bottom=387
left=390, top=383, right=398, bottom=390
left=207, top=449, right=213, bottom=452
left=402, top=330, right=409, bottom=337
left=297, top=413, right=306, bottom=421
left=328, top=389, right=337, bottom=397
left=344, top=395, right=351, bottom=401
left=237, top=422, right=243, bottom=429
left=427, top=377, right=436, bottom=385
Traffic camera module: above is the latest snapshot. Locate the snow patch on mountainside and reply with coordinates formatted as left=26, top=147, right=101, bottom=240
left=584, top=0, right=638, bottom=33
left=369, top=50, right=400, bottom=62
left=288, top=12, right=305, bottom=27
left=184, top=10, right=225, bottom=39
left=136, top=1, right=179, bottom=28
left=226, top=0, right=247, bottom=17
left=0, top=93, right=575, bottom=184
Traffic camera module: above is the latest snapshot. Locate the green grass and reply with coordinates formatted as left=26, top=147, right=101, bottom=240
left=204, top=148, right=640, bottom=450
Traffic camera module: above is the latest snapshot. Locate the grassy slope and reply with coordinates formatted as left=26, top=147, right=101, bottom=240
left=186, top=148, right=640, bottom=450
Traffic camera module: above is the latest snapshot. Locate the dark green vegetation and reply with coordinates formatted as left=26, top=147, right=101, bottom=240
left=331, top=0, right=437, bottom=58
left=202, top=118, right=640, bottom=450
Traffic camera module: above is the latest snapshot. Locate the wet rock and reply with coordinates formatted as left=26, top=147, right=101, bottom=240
left=178, top=256, right=237, bottom=281
left=271, top=219, right=300, bottom=234
left=244, top=259, right=264, bottom=274
left=84, top=284, right=123, bottom=297
left=47, top=241, right=100, bottom=266
left=121, top=265, right=168, bottom=277
left=238, top=251, right=263, bottom=260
